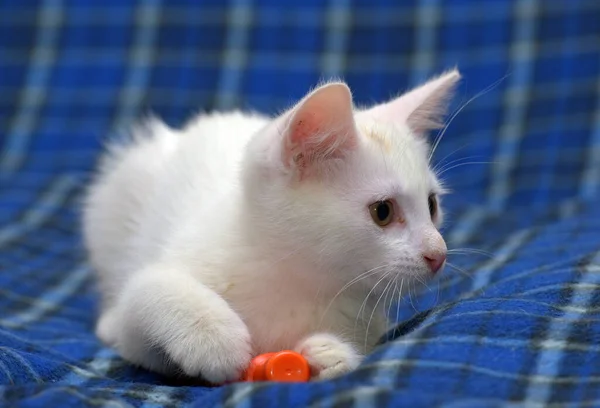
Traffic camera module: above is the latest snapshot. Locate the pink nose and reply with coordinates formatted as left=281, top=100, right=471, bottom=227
left=423, top=253, right=446, bottom=273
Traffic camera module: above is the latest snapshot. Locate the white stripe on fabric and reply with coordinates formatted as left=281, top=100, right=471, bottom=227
left=61, top=348, right=118, bottom=385
left=223, top=383, right=266, bottom=408
left=356, top=358, right=600, bottom=383
left=523, top=250, right=600, bottom=403
left=409, top=0, right=441, bottom=85
left=0, top=265, right=90, bottom=328
left=446, top=207, right=487, bottom=248
left=308, top=386, right=382, bottom=408
left=321, top=0, right=351, bottom=77
left=215, top=0, right=252, bottom=110
left=0, top=0, right=63, bottom=174
left=579, top=72, right=600, bottom=199
left=138, top=387, right=178, bottom=408
left=111, top=0, right=162, bottom=134
left=487, top=0, right=539, bottom=211
left=467, top=229, right=531, bottom=293
left=0, top=175, right=79, bottom=246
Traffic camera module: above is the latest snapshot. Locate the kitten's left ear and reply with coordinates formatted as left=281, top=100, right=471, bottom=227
left=363, top=69, right=461, bottom=136
left=281, top=82, right=357, bottom=175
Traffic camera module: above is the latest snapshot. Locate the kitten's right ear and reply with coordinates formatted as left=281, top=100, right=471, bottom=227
left=362, top=69, right=461, bottom=137
left=280, top=82, right=358, bottom=177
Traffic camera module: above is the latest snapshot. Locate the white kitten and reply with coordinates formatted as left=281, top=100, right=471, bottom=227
left=83, top=69, right=460, bottom=383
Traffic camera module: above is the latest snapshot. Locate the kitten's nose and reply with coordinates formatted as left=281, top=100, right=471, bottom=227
left=421, top=229, right=447, bottom=274
left=423, top=253, right=446, bottom=274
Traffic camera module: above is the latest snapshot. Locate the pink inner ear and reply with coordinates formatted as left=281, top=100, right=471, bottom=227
left=281, top=82, right=357, bottom=171
left=285, top=114, right=355, bottom=169
left=284, top=115, right=326, bottom=169
left=290, top=115, right=320, bottom=146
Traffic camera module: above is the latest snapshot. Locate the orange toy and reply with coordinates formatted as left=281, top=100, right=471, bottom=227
left=242, top=351, right=310, bottom=382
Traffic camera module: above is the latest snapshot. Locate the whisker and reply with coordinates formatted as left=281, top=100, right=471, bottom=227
left=434, top=155, right=489, bottom=176
left=388, top=278, right=399, bottom=321
left=320, top=263, right=392, bottom=325
left=395, top=278, right=404, bottom=324
left=365, top=276, right=395, bottom=353
left=407, top=281, right=418, bottom=312
left=448, top=247, right=494, bottom=256
left=436, top=161, right=498, bottom=177
left=354, top=272, right=390, bottom=342
left=431, top=143, right=474, bottom=174
left=448, top=248, right=495, bottom=260
left=433, top=278, right=441, bottom=307
left=387, top=278, right=399, bottom=342
left=356, top=272, right=390, bottom=325
left=413, top=274, right=432, bottom=292
left=446, top=261, right=474, bottom=280
left=429, top=73, right=510, bottom=162
left=383, top=277, right=396, bottom=321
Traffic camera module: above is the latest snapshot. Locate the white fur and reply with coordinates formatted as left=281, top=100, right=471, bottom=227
left=83, top=69, right=460, bottom=383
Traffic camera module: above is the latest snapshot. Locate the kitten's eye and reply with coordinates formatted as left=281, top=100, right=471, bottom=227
left=369, top=200, right=394, bottom=227
left=428, top=194, right=437, bottom=219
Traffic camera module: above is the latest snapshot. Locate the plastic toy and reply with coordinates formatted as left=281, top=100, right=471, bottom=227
left=242, top=350, right=310, bottom=382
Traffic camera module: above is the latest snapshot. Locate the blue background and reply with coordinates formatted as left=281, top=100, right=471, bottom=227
left=1, top=1, right=599, bottom=406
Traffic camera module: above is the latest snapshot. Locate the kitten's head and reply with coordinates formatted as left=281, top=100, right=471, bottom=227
left=243, top=70, right=460, bottom=294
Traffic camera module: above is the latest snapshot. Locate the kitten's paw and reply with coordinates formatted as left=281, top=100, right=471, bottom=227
left=96, top=309, right=119, bottom=346
left=296, top=333, right=362, bottom=381
left=166, top=315, right=253, bottom=383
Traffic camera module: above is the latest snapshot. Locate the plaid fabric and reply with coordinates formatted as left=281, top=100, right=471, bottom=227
left=1, top=0, right=600, bottom=406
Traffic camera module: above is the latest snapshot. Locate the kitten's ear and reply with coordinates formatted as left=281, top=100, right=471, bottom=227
left=363, top=69, right=461, bottom=136
left=281, top=82, right=357, bottom=174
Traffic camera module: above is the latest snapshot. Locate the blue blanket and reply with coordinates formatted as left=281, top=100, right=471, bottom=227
left=1, top=1, right=600, bottom=406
